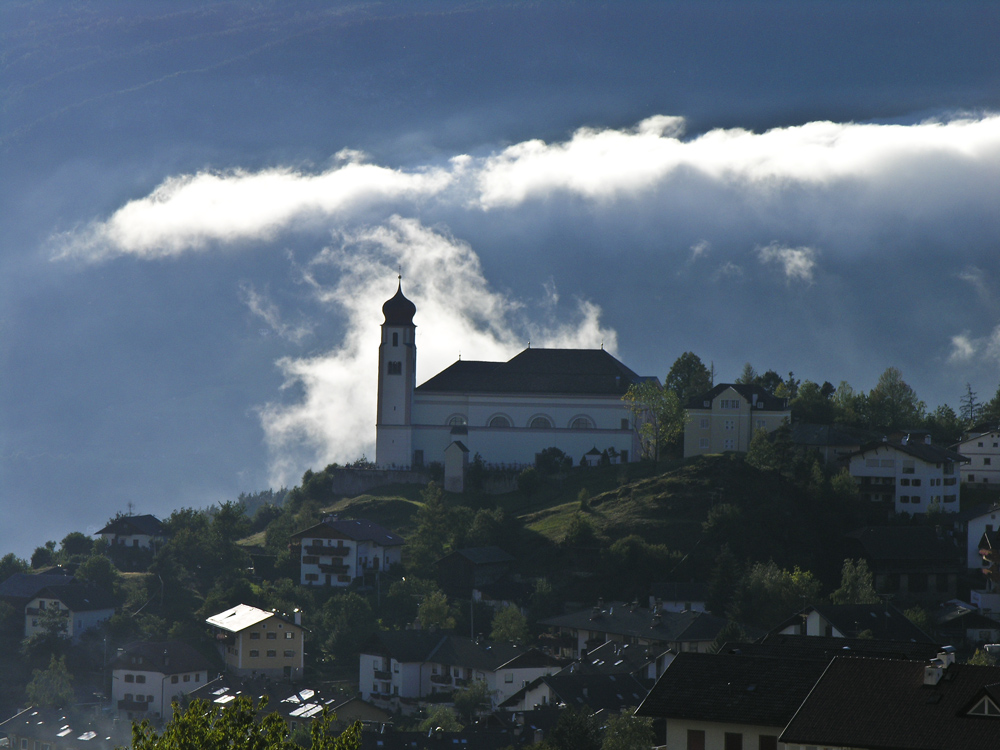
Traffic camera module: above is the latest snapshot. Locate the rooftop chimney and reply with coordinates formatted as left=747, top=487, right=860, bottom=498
left=924, top=658, right=944, bottom=686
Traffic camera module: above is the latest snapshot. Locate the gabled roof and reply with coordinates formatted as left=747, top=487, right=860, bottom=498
left=291, top=518, right=404, bottom=546
left=540, top=602, right=731, bottom=644
left=363, top=631, right=557, bottom=672
left=206, top=603, right=284, bottom=633
left=110, top=640, right=213, bottom=675
left=555, top=641, right=661, bottom=678
left=96, top=513, right=164, bottom=537
left=416, top=348, right=648, bottom=397
left=846, top=526, right=961, bottom=565
left=636, top=652, right=828, bottom=728
left=744, top=633, right=942, bottom=662
left=780, top=657, right=1000, bottom=750
left=35, top=584, right=115, bottom=612
left=847, top=439, right=968, bottom=465
left=954, top=428, right=1000, bottom=450
left=773, top=603, right=937, bottom=643
left=500, top=673, right=648, bottom=712
left=685, top=383, right=790, bottom=412
left=0, top=573, right=74, bottom=602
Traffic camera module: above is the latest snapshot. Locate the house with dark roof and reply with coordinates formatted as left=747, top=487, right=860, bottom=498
left=374, top=281, right=655, bottom=469
left=359, top=631, right=560, bottom=712
left=786, top=422, right=874, bottom=465
left=744, top=632, right=943, bottom=663
left=683, top=384, right=791, bottom=458
left=290, top=515, right=404, bottom=587
left=845, top=525, right=963, bottom=603
left=771, top=603, right=937, bottom=643
left=846, top=434, right=968, bottom=515
left=649, top=582, right=708, bottom=613
left=539, top=601, right=733, bottom=659
left=436, top=547, right=515, bottom=599
left=780, top=653, right=1000, bottom=750
left=110, top=640, right=213, bottom=720
left=96, top=513, right=165, bottom=551
left=636, top=652, right=830, bottom=750
left=0, top=572, right=74, bottom=610
left=24, top=584, right=115, bottom=642
left=553, top=640, right=673, bottom=684
left=0, top=706, right=130, bottom=750
left=498, top=672, right=648, bottom=714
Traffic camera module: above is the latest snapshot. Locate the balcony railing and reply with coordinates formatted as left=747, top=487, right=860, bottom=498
left=319, top=563, right=350, bottom=575
left=373, top=669, right=391, bottom=680
left=26, top=607, right=68, bottom=617
left=303, top=544, right=350, bottom=557
left=118, top=699, right=150, bottom=712
left=429, top=674, right=453, bottom=685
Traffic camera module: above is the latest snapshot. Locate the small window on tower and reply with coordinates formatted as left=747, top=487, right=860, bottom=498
left=392, top=332, right=398, bottom=346
left=388, top=361, right=402, bottom=375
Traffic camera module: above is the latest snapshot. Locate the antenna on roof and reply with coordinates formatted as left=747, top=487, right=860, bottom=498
left=527, top=341, right=530, bottom=349
left=601, top=340, right=604, bottom=350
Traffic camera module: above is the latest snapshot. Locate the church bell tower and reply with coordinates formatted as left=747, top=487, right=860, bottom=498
left=375, top=277, right=417, bottom=467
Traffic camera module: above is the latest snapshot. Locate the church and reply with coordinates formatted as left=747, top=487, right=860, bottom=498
left=375, top=280, right=656, bottom=469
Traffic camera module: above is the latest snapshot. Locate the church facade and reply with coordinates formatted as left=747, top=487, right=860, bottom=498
left=375, top=281, right=654, bottom=469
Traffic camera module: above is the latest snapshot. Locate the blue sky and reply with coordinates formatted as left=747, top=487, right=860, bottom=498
left=2, top=1, right=1000, bottom=559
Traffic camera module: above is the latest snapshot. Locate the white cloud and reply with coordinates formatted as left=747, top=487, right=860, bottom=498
left=958, top=266, right=992, bottom=305
left=257, top=217, right=616, bottom=487
left=52, top=157, right=455, bottom=262
left=689, top=240, right=710, bottom=262
left=238, top=282, right=313, bottom=344
left=948, top=333, right=977, bottom=363
left=756, top=242, right=818, bottom=283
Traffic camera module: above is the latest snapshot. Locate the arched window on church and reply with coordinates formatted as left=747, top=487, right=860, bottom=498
left=529, top=416, right=553, bottom=429
left=488, top=415, right=512, bottom=428
left=570, top=416, right=594, bottom=429
left=447, top=415, right=467, bottom=426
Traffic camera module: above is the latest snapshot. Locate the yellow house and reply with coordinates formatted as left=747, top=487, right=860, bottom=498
left=206, top=603, right=304, bottom=682
left=683, top=384, right=791, bottom=458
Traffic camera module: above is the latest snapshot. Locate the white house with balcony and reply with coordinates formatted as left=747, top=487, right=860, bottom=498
left=953, top=428, right=1000, bottom=487
left=359, top=631, right=559, bottom=713
left=846, top=435, right=968, bottom=515
left=291, top=517, right=404, bottom=587
left=24, top=584, right=115, bottom=642
left=110, top=640, right=211, bottom=720
left=374, top=280, right=655, bottom=470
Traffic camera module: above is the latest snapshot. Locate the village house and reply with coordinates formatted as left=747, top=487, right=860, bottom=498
left=953, top=427, right=1000, bottom=486
left=96, top=513, right=166, bottom=551
left=772, top=602, right=936, bottom=642
left=683, top=383, right=791, bottom=459
left=110, top=640, right=212, bottom=720
left=24, top=584, right=115, bottom=642
left=498, top=672, right=648, bottom=714
left=291, top=516, right=404, bottom=587
left=539, top=601, right=731, bottom=659
left=846, top=434, right=968, bottom=514
left=358, top=631, right=560, bottom=712
left=205, top=603, right=304, bottom=681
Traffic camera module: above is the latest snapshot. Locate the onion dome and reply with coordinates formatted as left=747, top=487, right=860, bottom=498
left=382, top=278, right=416, bottom=326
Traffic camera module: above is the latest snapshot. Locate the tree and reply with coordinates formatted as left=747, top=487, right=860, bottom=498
left=489, top=605, right=530, bottom=644
left=323, top=592, right=378, bottom=665
left=790, top=380, right=835, bottom=424
left=600, top=708, right=655, bottom=750
left=382, top=577, right=439, bottom=629
left=25, top=655, right=74, bottom=707
left=419, top=706, right=462, bottom=733
left=665, top=352, right=712, bottom=403
left=981, top=381, right=1000, bottom=424
left=75, top=554, right=120, bottom=595
left=745, top=428, right=779, bottom=471
left=417, top=590, right=457, bottom=631
left=832, top=381, right=862, bottom=426
left=453, top=679, right=492, bottom=723
left=736, top=363, right=758, bottom=385
left=130, top=695, right=361, bottom=750
left=622, top=381, right=685, bottom=461
left=755, top=369, right=784, bottom=395
left=547, top=706, right=602, bottom=750
left=31, top=541, right=56, bottom=569
left=729, top=561, right=822, bottom=629
left=59, top=531, right=93, bottom=559
left=0, top=552, right=29, bottom=583
left=408, top=482, right=453, bottom=576
left=960, top=383, right=982, bottom=425
left=706, top=544, right=741, bottom=617
left=830, top=559, right=880, bottom=605
left=924, top=403, right=963, bottom=445
left=864, top=367, right=926, bottom=433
